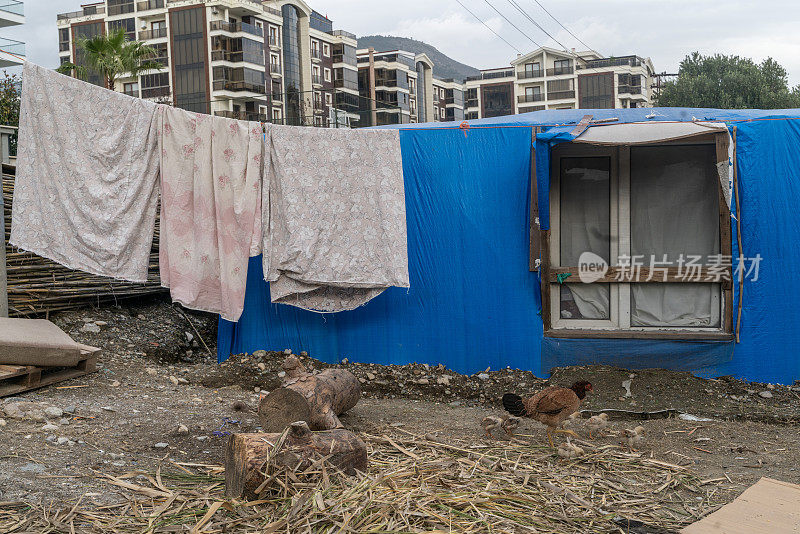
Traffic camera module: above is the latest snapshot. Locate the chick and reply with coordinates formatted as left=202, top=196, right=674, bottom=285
left=501, top=415, right=521, bottom=437
left=481, top=416, right=504, bottom=439
left=562, top=411, right=582, bottom=430
left=587, top=413, right=609, bottom=439
left=623, top=426, right=646, bottom=451
left=557, top=438, right=585, bottom=460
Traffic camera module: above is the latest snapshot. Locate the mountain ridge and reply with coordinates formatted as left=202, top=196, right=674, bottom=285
left=356, top=35, right=481, bottom=82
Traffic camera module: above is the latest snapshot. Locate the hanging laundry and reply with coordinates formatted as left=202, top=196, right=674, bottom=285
left=158, top=106, right=263, bottom=321
left=10, top=62, right=161, bottom=282
left=263, top=125, right=409, bottom=312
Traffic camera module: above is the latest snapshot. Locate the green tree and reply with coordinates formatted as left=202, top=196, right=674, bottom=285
left=0, top=71, right=21, bottom=155
left=657, top=52, right=800, bottom=109
left=56, top=29, right=162, bottom=90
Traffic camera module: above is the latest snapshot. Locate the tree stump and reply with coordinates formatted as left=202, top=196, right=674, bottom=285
left=257, top=355, right=361, bottom=432
left=225, top=421, right=368, bottom=499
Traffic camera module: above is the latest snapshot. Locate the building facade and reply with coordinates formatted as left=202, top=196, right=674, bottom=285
left=356, top=48, right=466, bottom=125
left=0, top=0, right=24, bottom=68
left=56, top=0, right=360, bottom=126
left=465, top=47, right=655, bottom=120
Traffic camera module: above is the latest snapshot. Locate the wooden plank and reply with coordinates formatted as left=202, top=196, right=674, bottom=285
left=529, top=137, right=540, bottom=271
left=717, top=133, right=734, bottom=334
left=0, top=354, right=98, bottom=397
left=540, top=230, right=552, bottom=331
left=548, top=266, right=732, bottom=284
left=1, top=180, right=7, bottom=318
left=570, top=114, right=594, bottom=137
left=544, top=329, right=735, bottom=341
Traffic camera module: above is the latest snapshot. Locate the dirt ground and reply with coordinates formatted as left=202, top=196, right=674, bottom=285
left=1, top=298, right=799, bottom=530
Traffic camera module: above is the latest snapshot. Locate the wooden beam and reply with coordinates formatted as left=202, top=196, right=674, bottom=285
left=1, top=181, right=7, bottom=318
left=540, top=230, right=551, bottom=331
left=716, top=133, right=734, bottom=333
left=548, top=266, right=732, bottom=284
left=544, top=329, right=735, bottom=341
left=529, top=135, right=540, bottom=271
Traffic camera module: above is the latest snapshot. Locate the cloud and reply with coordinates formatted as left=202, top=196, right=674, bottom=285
left=7, top=0, right=800, bottom=85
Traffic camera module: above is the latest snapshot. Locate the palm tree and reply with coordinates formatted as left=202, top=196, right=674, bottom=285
left=56, top=29, right=163, bottom=91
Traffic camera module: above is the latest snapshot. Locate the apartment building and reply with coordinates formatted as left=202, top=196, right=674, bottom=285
left=56, top=0, right=360, bottom=127
left=0, top=0, right=24, bottom=68
left=356, top=48, right=466, bottom=125
left=465, top=47, right=655, bottom=120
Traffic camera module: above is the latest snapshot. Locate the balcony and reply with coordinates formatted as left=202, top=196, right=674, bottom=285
left=0, top=37, right=24, bottom=57
left=465, top=69, right=514, bottom=82
left=0, top=0, right=23, bottom=16
left=215, top=110, right=268, bottom=122
left=465, top=98, right=478, bottom=108
left=269, top=63, right=281, bottom=75
left=547, top=90, right=575, bottom=100
left=333, top=79, right=358, bottom=91
left=312, top=74, right=322, bottom=86
left=329, top=29, right=356, bottom=39
left=137, top=0, right=164, bottom=10
left=141, top=85, right=169, bottom=98
left=546, top=66, right=574, bottom=76
left=213, top=80, right=266, bottom=94
left=138, top=27, right=167, bottom=40
left=57, top=5, right=105, bottom=20
left=517, top=70, right=544, bottom=80
left=59, top=41, right=70, bottom=52
left=271, top=92, right=283, bottom=102
left=211, top=50, right=265, bottom=65
left=518, top=93, right=544, bottom=103
left=107, top=2, right=135, bottom=16
left=145, top=56, right=168, bottom=68
left=578, top=56, right=644, bottom=70
left=209, top=20, right=263, bottom=38
left=618, top=84, right=644, bottom=95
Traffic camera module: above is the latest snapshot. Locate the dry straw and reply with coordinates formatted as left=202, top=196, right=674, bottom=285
left=0, top=431, right=724, bottom=533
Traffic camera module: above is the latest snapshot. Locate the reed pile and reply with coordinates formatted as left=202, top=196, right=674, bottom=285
left=0, top=432, right=725, bottom=533
left=2, top=169, right=165, bottom=318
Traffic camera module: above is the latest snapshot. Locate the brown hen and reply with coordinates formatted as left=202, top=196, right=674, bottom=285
left=502, top=381, right=593, bottom=447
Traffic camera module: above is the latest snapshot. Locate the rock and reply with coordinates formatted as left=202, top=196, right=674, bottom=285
left=63, top=405, right=76, bottom=415
left=169, top=376, right=179, bottom=385
left=154, top=442, right=169, bottom=449
left=146, top=368, right=158, bottom=376
left=766, top=384, right=775, bottom=390
left=101, top=406, right=115, bottom=412
left=177, top=377, right=189, bottom=384
left=95, top=321, right=108, bottom=326
left=341, top=358, right=349, bottom=364
left=41, top=423, right=59, bottom=432
left=417, top=378, right=429, bottom=385
left=477, top=373, right=490, bottom=381
left=59, top=418, right=71, bottom=426
left=185, top=332, right=194, bottom=343
left=365, top=372, right=376, bottom=381
left=81, top=323, right=101, bottom=334
left=759, top=390, right=773, bottom=398
left=177, top=424, right=189, bottom=435
left=56, top=437, right=70, bottom=445
left=300, top=351, right=308, bottom=357
left=137, top=314, right=146, bottom=320
left=448, top=400, right=462, bottom=407
left=253, top=350, right=267, bottom=358
left=44, top=406, right=63, bottom=419
left=283, top=349, right=292, bottom=355
left=437, top=376, right=451, bottom=386
left=277, top=371, right=286, bottom=378
left=0, top=418, right=6, bottom=427
left=111, top=380, right=121, bottom=387
left=257, top=363, right=266, bottom=371
left=17, top=462, right=46, bottom=474
left=3, top=401, right=48, bottom=421
left=191, top=397, right=203, bottom=404
left=196, top=435, right=209, bottom=441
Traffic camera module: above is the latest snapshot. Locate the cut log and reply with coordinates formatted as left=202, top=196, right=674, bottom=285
left=225, top=421, right=368, bottom=499
left=257, top=355, right=361, bottom=432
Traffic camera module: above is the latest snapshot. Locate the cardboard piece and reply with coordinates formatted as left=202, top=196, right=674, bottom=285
left=681, top=477, right=800, bottom=533
left=0, top=317, right=83, bottom=367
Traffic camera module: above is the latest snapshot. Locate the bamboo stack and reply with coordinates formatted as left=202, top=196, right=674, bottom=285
left=2, top=168, right=165, bottom=318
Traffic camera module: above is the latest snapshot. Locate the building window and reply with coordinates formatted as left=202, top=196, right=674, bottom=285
left=272, top=108, right=282, bottom=122
left=123, top=82, right=139, bottom=97
left=553, top=59, right=572, bottom=75
left=322, top=43, right=330, bottom=57
left=269, top=26, right=279, bottom=47
left=578, top=73, right=614, bottom=109
left=325, top=92, right=332, bottom=105
left=323, top=68, right=331, bottom=82
left=311, top=39, right=320, bottom=59
left=544, top=137, right=731, bottom=338
left=440, top=107, right=445, bottom=119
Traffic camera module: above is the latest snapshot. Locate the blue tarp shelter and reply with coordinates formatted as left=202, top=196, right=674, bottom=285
left=218, top=108, right=800, bottom=385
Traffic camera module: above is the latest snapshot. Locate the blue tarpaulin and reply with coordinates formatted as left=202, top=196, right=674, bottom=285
left=219, top=108, right=800, bottom=384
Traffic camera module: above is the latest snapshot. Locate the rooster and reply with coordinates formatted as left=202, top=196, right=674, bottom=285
left=503, top=381, right=593, bottom=447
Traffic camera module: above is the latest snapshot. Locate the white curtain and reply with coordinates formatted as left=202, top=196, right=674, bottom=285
left=559, top=157, right=610, bottom=320
left=630, top=145, right=720, bottom=327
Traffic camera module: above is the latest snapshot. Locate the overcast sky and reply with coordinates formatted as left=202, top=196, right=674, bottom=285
left=6, top=0, right=800, bottom=84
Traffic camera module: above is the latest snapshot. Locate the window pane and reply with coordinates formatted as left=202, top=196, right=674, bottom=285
left=560, top=156, right=611, bottom=320
left=630, top=145, right=721, bottom=327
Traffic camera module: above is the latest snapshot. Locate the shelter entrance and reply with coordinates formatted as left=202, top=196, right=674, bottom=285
left=539, top=123, right=734, bottom=340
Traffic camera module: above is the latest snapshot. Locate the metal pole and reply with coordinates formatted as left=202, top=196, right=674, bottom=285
left=1, top=177, right=8, bottom=317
